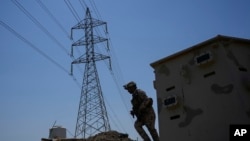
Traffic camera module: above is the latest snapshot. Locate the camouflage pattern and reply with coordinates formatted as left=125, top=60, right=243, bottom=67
left=131, top=89, right=160, bottom=141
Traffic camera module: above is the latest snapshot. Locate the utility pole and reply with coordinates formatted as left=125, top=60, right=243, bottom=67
left=70, top=7, right=111, bottom=138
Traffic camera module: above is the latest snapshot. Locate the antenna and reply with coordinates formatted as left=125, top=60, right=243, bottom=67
left=48, top=120, right=57, bottom=138
left=70, top=7, right=111, bottom=138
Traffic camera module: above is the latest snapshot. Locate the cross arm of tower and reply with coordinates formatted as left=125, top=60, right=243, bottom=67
left=72, top=53, right=110, bottom=64
left=72, top=35, right=108, bottom=47
left=71, top=18, right=106, bottom=30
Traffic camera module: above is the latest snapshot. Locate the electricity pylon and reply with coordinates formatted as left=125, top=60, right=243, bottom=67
left=70, top=7, right=111, bottom=138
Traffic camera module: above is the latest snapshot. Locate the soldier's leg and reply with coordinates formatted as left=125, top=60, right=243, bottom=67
left=134, top=120, right=151, bottom=141
left=145, top=123, right=159, bottom=141
left=145, top=113, right=160, bottom=141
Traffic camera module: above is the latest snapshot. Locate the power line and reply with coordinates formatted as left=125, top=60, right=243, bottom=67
left=103, top=56, right=135, bottom=124
left=78, top=0, right=87, bottom=12
left=35, top=0, right=86, bottom=81
left=0, top=20, right=82, bottom=89
left=64, top=0, right=81, bottom=22
left=89, top=0, right=102, bottom=21
left=12, top=0, right=70, bottom=56
left=104, top=96, right=125, bottom=133
left=0, top=20, right=69, bottom=74
left=36, top=0, right=70, bottom=39
left=35, top=0, right=85, bottom=89
left=11, top=0, right=83, bottom=88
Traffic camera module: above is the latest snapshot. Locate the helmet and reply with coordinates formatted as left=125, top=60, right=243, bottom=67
left=123, top=81, right=136, bottom=90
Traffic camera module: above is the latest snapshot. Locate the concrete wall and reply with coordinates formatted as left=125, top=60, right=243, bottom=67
left=151, top=39, right=250, bottom=141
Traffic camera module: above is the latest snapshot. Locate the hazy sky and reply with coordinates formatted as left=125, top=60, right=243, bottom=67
left=1, top=0, right=250, bottom=141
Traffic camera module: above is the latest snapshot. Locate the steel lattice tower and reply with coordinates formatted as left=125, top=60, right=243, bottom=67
left=70, top=8, right=111, bottom=138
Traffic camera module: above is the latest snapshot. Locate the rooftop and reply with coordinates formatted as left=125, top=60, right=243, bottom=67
left=150, top=35, right=250, bottom=68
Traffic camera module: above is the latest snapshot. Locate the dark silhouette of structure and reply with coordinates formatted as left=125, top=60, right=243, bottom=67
left=70, top=7, right=111, bottom=138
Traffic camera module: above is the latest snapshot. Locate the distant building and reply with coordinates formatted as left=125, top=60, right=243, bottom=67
left=150, top=35, right=250, bottom=141
left=49, top=126, right=66, bottom=139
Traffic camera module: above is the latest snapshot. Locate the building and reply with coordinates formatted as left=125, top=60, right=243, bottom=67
left=49, top=126, right=66, bottom=139
left=150, top=35, right=250, bottom=141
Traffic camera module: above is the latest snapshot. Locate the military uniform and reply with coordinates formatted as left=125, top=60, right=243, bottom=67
left=131, top=89, right=160, bottom=141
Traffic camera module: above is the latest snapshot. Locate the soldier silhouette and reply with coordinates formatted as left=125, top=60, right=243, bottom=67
left=124, top=81, right=160, bottom=141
